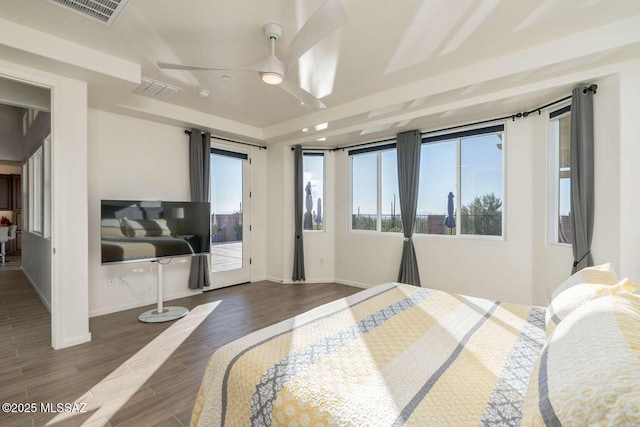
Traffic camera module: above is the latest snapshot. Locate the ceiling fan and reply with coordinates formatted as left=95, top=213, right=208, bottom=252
left=157, top=0, right=346, bottom=110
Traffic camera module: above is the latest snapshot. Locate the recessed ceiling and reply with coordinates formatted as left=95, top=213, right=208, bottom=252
left=0, top=0, right=638, bottom=146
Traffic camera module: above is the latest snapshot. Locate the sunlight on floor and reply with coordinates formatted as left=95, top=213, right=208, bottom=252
left=47, top=301, right=221, bottom=426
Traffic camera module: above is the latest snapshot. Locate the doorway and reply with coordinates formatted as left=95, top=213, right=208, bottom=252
left=0, top=61, right=90, bottom=350
left=208, top=146, right=251, bottom=289
left=0, top=77, right=52, bottom=334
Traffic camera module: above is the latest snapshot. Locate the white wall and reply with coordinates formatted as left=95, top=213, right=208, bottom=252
left=266, top=145, right=286, bottom=281
left=617, top=61, right=640, bottom=282
left=266, top=145, right=336, bottom=283
left=88, top=109, right=268, bottom=316
left=333, top=118, right=536, bottom=305
left=21, top=110, right=54, bottom=310
left=88, top=109, right=197, bottom=316
left=264, top=71, right=632, bottom=307
left=0, top=103, right=21, bottom=161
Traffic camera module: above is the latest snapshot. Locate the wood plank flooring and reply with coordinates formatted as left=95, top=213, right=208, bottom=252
left=0, top=270, right=361, bottom=426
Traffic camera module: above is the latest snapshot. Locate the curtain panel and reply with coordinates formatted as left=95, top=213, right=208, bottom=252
left=396, top=130, right=422, bottom=286
left=188, top=129, right=211, bottom=289
left=569, top=86, right=595, bottom=273
left=292, top=145, right=306, bottom=281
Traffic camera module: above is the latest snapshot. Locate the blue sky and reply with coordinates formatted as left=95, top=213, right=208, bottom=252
left=352, top=134, right=504, bottom=215
left=211, top=154, right=243, bottom=214
left=211, top=135, right=509, bottom=218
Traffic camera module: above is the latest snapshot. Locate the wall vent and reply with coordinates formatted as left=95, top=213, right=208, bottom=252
left=135, top=77, right=180, bottom=98
left=45, top=0, right=131, bottom=26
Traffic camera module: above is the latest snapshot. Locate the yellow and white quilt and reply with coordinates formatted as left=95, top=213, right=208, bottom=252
left=191, top=283, right=545, bottom=426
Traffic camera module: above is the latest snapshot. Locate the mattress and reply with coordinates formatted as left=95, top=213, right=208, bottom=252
left=191, top=283, right=546, bottom=426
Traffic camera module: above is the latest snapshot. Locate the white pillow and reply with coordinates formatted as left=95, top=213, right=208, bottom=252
left=545, top=278, right=637, bottom=335
left=551, top=262, right=618, bottom=299
left=523, top=293, right=640, bottom=426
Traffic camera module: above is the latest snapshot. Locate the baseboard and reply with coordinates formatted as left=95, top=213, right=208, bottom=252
left=335, top=279, right=374, bottom=289
left=54, top=333, right=92, bottom=350
left=269, top=276, right=340, bottom=285
left=89, top=289, right=202, bottom=317
left=251, top=275, right=267, bottom=283
left=22, top=269, right=52, bottom=313
left=266, top=275, right=372, bottom=288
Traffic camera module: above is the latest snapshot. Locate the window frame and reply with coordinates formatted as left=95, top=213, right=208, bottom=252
left=547, top=102, right=572, bottom=247
left=28, top=145, right=44, bottom=235
left=348, top=144, right=402, bottom=234
left=302, top=151, right=326, bottom=233
left=347, top=124, right=506, bottom=240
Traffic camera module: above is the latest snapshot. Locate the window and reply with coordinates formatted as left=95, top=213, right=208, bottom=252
left=416, top=141, right=456, bottom=234
left=548, top=105, right=572, bottom=244
left=302, top=153, right=324, bottom=231
left=460, top=134, right=503, bottom=236
left=29, top=146, right=43, bottom=234
left=351, top=152, right=377, bottom=231
left=349, top=126, right=504, bottom=236
left=416, top=125, right=504, bottom=237
left=349, top=144, right=401, bottom=233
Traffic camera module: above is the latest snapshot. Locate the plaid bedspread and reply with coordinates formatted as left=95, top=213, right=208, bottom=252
left=191, top=283, right=545, bottom=426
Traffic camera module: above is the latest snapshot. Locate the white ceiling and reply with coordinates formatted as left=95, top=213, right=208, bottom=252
left=1, top=0, right=639, bottom=146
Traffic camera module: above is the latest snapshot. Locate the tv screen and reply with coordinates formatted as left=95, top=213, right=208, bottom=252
left=100, top=200, right=211, bottom=264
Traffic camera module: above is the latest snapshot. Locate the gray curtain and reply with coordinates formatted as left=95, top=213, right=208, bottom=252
left=396, top=130, right=421, bottom=286
left=292, top=145, right=306, bottom=281
left=570, top=86, right=595, bottom=273
left=188, top=129, right=211, bottom=289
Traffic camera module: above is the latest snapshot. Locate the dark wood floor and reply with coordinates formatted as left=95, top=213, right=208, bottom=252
left=0, top=270, right=360, bottom=426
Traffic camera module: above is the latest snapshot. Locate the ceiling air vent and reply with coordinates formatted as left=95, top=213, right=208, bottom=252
left=46, top=0, right=131, bottom=26
left=135, top=77, right=180, bottom=98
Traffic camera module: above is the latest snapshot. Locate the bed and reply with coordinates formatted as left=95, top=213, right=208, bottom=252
left=191, top=267, right=640, bottom=426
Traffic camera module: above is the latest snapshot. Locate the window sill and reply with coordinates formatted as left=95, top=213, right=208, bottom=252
left=548, top=242, right=572, bottom=248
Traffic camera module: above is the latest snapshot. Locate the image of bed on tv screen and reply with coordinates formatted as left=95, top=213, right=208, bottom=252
left=100, top=200, right=211, bottom=264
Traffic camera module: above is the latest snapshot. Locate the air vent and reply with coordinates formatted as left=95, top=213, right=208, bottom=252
left=135, top=77, right=180, bottom=98
left=46, top=0, right=131, bottom=26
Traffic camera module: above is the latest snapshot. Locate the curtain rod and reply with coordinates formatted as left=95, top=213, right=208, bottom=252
left=331, top=84, right=598, bottom=152
left=290, top=147, right=335, bottom=151
left=184, top=130, right=267, bottom=150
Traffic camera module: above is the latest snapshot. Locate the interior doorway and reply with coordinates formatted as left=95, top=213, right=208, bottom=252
left=0, top=76, right=52, bottom=339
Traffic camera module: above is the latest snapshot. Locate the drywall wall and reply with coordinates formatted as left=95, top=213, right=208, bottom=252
left=0, top=103, right=21, bottom=161
left=266, top=145, right=286, bottom=281
left=20, top=110, right=53, bottom=310
left=88, top=109, right=268, bottom=316
left=22, top=110, right=51, bottom=156
left=0, top=77, right=50, bottom=111
left=329, top=73, right=629, bottom=306
left=333, top=118, right=536, bottom=305
left=618, top=61, right=640, bottom=282
left=266, top=145, right=337, bottom=283
left=88, top=109, right=198, bottom=316
left=262, top=69, right=634, bottom=306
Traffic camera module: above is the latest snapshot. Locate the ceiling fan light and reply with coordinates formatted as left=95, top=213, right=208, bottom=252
left=260, top=72, right=283, bottom=85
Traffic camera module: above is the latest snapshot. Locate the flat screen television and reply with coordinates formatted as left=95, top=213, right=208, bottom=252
left=100, top=200, right=211, bottom=265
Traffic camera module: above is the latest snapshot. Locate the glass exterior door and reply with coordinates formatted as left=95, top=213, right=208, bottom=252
left=208, top=148, right=250, bottom=289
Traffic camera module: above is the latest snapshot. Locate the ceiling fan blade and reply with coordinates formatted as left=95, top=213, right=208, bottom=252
left=280, top=79, right=327, bottom=110
left=157, top=62, right=232, bottom=71
left=157, top=58, right=272, bottom=73
left=284, top=0, right=346, bottom=71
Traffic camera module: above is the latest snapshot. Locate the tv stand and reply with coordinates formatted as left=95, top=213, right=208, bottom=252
left=138, top=259, right=189, bottom=323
